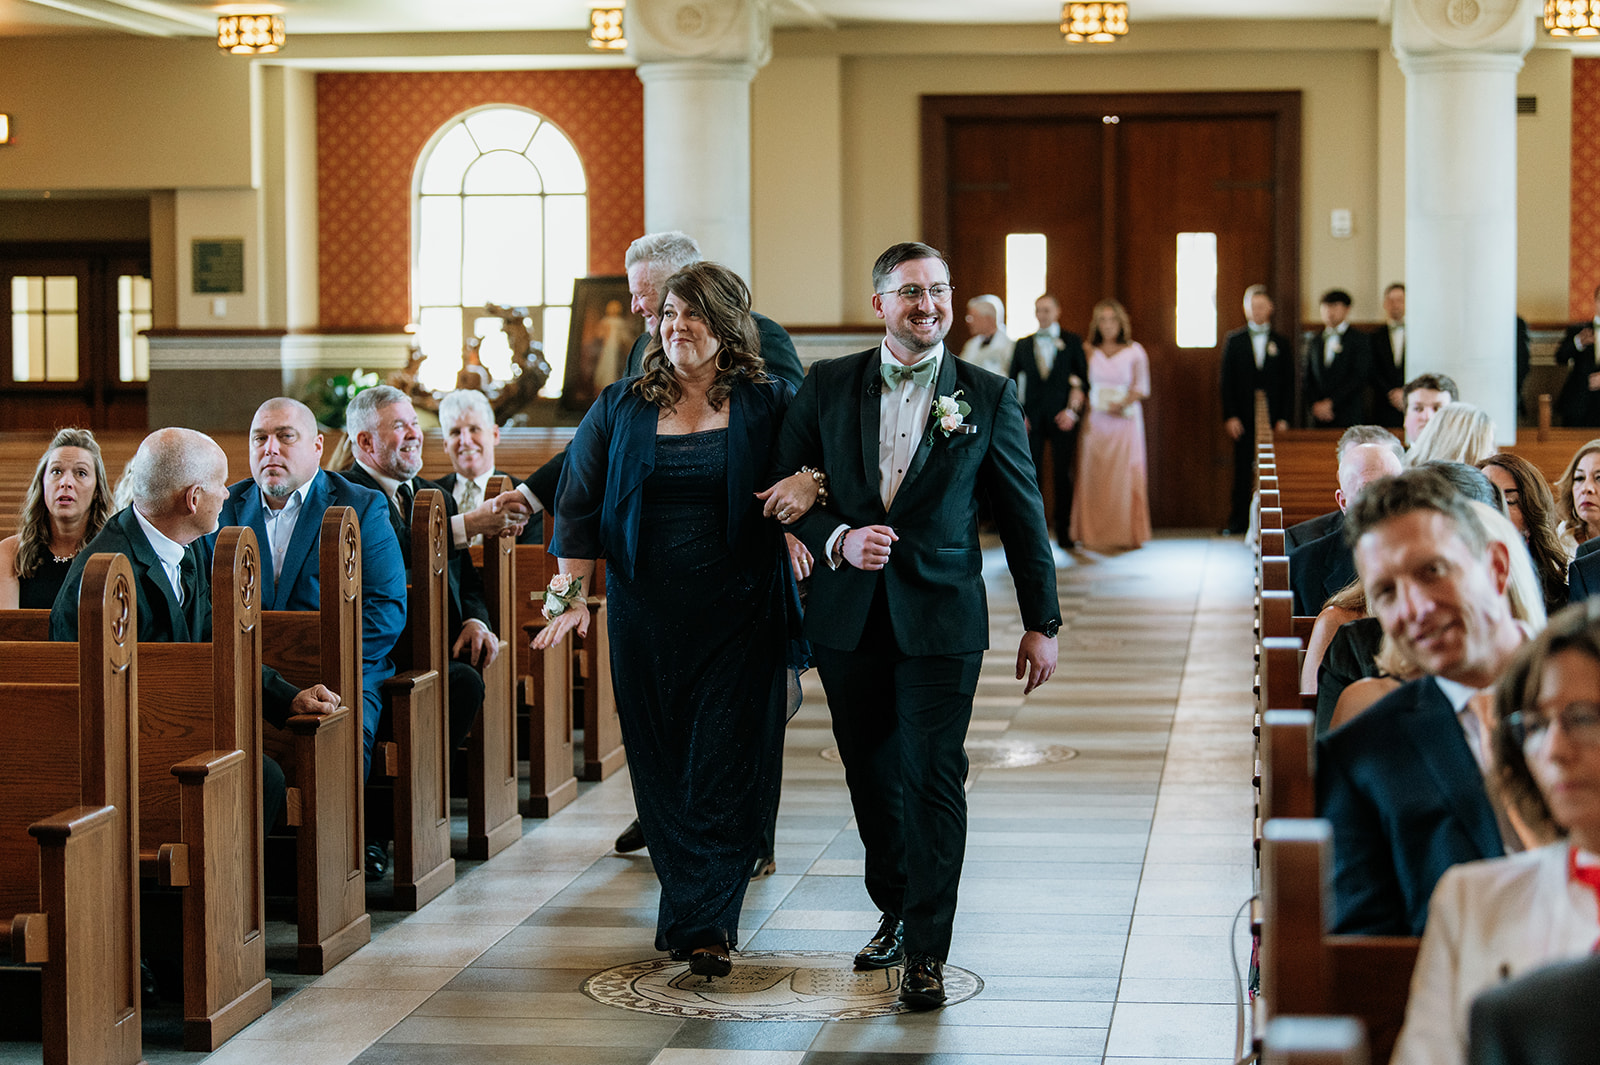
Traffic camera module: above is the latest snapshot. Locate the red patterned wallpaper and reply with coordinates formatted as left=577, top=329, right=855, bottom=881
left=1572, top=58, right=1600, bottom=319
left=317, top=70, right=644, bottom=329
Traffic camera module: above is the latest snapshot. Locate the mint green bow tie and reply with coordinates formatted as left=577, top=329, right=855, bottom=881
left=881, top=358, right=937, bottom=390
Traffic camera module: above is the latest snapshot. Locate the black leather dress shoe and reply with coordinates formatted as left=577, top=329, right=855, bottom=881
left=853, top=913, right=904, bottom=970
left=364, top=842, right=389, bottom=882
left=899, top=952, right=946, bottom=1010
left=614, top=819, right=646, bottom=853
left=748, top=854, right=776, bottom=879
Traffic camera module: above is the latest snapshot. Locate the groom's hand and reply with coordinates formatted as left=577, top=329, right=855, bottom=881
left=842, top=525, right=898, bottom=570
left=1016, top=631, right=1058, bottom=694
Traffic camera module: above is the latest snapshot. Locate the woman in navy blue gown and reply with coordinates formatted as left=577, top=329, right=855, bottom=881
left=534, top=261, right=815, bottom=977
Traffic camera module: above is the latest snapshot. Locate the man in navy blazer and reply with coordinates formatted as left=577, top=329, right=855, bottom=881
left=217, top=398, right=407, bottom=780
left=52, top=427, right=341, bottom=836
left=1219, top=285, right=1293, bottom=533
left=1008, top=293, right=1086, bottom=547
left=1316, top=467, right=1527, bottom=935
left=774, top=242, right=1060, bottom=1009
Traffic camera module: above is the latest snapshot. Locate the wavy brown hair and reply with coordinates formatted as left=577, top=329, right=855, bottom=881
left=633, top=261, right=767, bottom=413
left=1555, top=437, right=1600, bottom=542
left=1492, top=599, right=1600, bottom=840
left=15, top=428, right=113, bottom=579
left=1479, top=453, right=1567, bottom=610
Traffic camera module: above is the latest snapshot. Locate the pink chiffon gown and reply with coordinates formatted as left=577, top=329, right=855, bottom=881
left=1069, top=342, right=1152, bottom=551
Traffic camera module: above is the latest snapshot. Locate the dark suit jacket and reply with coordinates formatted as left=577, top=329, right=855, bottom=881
left=1219, top=326, right=1294, bottom=428
left=1289, top=527, right=1357, bottom=616
left=342, top=465, right=492, bottom=640
left=1567, top=546, right=1600, bottom=603
left=773, top=348, right=1060, bottom=654
left=1316, top=675, right=1505, bottom=935
left=51, top=506, right=301, bottom=726
left=1008, top=329, right=1087, bottom=436
left=1469, top=953, right=1600, bottom=1065
left=1285, top=509, right=1342, bottom=551
left=1555, top=320, right=1600, bottom=427
left=1314, top=616, right=1383, bottom=735
left=1303, top=325, right=1374, bottom=427
left=1368, top=322, right=1405, bottom=427
left=626, top=311, right=804, bottom=390
left=435, top=470, right=542, bottom=546
left=216, top=469, right=408, bottom=736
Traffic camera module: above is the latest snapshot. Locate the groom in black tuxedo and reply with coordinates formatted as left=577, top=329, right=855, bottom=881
left=775, top=242, right=1060, bottom=1009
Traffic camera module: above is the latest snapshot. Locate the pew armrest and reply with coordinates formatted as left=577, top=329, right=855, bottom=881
left=170, top=747, right=247, bottom=783
left=3, top=912, right=48, bottom=963
left=285, top=704, right=353, bottom=735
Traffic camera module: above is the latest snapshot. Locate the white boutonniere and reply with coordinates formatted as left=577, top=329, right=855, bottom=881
left=1328, top=335, right=1342, bottom=356
left=1053, top=337, right=1067, bottom=352
left=929, top=391, right=975, bottom=443
left=1266, top=341, right=1278, bottom=356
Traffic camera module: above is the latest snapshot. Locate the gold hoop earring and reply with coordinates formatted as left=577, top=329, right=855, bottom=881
left=715, top=350, right=732, bottom=373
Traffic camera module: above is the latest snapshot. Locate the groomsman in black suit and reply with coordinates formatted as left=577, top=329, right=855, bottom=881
left=1369, top=282, right=1407, bottom=429
left=1008, top=293, right=1086, bottom=546
left=1303, top=289, right=1374, bottom=428
left=1219, top=284, right=1293, bottom=534
left=775, top=242, right=1060, bottom=1010
left=1555, top=285, right=1600, bottom=427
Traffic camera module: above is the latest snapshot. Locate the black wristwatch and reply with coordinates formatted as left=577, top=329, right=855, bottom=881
left=1035, top=619, right=1061, bottom=639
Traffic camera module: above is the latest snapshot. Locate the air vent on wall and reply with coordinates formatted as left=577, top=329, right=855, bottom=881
left=1517, top=95, right=1538, bottom=115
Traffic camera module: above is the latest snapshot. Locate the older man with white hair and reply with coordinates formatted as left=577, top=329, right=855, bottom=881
left=958, top=294, right=1011, bottom=376
left=437, top=389, right=547, bottom=547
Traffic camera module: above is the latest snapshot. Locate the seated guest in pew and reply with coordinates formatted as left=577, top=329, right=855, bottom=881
left=436, top=389, right=547, bottom=547
left=1312, top=462, right=1507, bottom=732
left=1391, top=600, right=1600, bottom=1065
left=1478, top=453, right=1568, bottom=616
left=1285, top=425, right=1404, bottom=551
left=343, top=385, right=514, bottom=758
left=1406, top=403, right=1496, bottom=467
left=1300, top=576, right=1367, bottom=698
left=1403, top=372, right=1458, bottom=449
left=1316, top=466, right=1542, bottom=935
left=49, top=427, right=342, bottom=835
left=1330, top=503, right=1546, bottom=733
left=1289, top=438, right=1405, bottom=615
left=1554, top=438, right=1600, bottom=556
left=0, top=427, right=114, bottom=608
left=1469, top=953, right=1600, bottom=1065
left=217, top=398, right=408, bottom=780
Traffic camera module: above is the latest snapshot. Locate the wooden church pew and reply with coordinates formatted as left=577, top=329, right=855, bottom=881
left=513, top=516, right=577, bottom=819
left=259, top=506, right=371, bottom=973
left=464, top=475, right=521, bottom=860
left=0, top=553, right=142, bottom=1065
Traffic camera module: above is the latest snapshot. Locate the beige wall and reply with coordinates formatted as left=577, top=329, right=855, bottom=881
left=0, top=21, right=1578, bottom=331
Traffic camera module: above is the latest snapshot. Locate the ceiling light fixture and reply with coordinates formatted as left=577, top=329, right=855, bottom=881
left=1061, top=2, right=1129, bottom=43
left=588, top=4, right=626, bottom=51
left=1545, top=0, right=1600, bottom=34
left=218, top=13, right=286, bottom=54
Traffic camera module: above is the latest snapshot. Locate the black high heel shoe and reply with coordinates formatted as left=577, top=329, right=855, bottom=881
left=688, top=944, right=732, bottom=978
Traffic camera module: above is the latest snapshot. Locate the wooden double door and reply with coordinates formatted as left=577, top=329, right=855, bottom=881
left=924, top=92, right=1301, bottom=530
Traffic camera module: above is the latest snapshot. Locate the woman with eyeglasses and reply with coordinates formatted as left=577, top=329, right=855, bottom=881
left=1068, top=298, right=1150, bottom=552
left=1390, top=600, right=1600, bottom=1065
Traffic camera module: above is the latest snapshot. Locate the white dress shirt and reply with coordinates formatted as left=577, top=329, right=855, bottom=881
left=1249, top=323, right=1270, bottom=370
left=131, top=504, right=189, bottom=605
left=259, top=469, right=318, bottom=581
left=958, top=329, right=1011, bottom=377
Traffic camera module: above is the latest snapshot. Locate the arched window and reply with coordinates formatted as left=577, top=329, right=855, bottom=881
left=413, top=106, right=588, bottom=395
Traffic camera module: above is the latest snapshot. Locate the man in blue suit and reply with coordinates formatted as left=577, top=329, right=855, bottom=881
left=218, top=398, right=407, bottom=782
left=1316, top=467, right=1527, bottom=935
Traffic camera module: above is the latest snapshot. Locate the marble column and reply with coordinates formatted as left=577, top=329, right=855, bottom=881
left=629, top=0, right=772, bottom=280
left=1393, top=0, right=1538, bottom=444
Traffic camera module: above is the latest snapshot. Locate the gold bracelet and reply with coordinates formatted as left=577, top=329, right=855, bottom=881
left=801, top=465, right=829, bottom=507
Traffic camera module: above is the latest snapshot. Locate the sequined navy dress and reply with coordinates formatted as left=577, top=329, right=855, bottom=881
left=551, top=378, right=795, bottom=954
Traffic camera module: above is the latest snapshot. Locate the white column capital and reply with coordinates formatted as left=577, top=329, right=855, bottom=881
left=1391, top=0, right=1538, bottom=61
left=635, top=59, right=759, bottom=88
left=626, top=0, right=772, bottom=68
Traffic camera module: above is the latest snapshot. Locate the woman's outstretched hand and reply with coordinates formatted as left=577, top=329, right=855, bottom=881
left=531, top=603, right=591, bottom=650
left=756, top=470, right=821, bottom=524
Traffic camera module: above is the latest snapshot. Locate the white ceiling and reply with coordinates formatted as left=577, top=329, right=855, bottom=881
left=0, top=0, right=1389, bottom=38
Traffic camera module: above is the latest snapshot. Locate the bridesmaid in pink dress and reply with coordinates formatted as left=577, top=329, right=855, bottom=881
left=1069, top=298, right=1152, bottom=551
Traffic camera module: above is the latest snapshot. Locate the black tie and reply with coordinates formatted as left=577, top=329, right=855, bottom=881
left=178, top=552, right=200, bottom=637
left=394, top=481, right=415, bottom=567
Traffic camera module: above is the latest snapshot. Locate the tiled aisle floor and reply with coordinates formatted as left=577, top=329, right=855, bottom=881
left=3, top=534, right=1257, bottom=1065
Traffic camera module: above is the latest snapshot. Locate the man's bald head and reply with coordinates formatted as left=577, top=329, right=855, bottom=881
left=122, top=427, right=229, bottom=542
left=249, top=397, right=324, bottom=506
left=1336, top=442, right=1405, bottom=513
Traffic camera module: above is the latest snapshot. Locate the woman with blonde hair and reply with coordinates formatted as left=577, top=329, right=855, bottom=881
left=1069, top=298, right=1151, bottom=551
left=1554, top=437, right=1600, bottom=550
left=0, top=428, right=114, bottom=609
left=1405, top=402, right=1496, bottom=467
